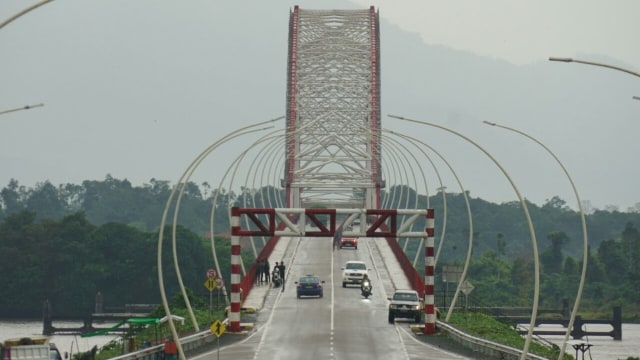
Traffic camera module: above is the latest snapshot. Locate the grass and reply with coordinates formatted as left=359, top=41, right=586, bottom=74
left=445, top=311, right=567, bottom=360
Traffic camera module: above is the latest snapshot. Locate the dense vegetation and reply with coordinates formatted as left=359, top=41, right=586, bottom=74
left=1, top=176, right=639, bottom=319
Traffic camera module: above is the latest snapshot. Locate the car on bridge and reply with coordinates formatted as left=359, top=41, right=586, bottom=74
left=295, top=274, right=325, bottom=298
left=339, top=236, right=358, bottom=249
left=341, top=260, right=368, bottom=287
left=388, top=289, right=422, bottom=324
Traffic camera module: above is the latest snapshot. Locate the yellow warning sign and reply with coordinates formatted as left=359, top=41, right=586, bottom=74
left=204, top=278, right=217, bottom=291
left=211, top=319, right=226, bottom=337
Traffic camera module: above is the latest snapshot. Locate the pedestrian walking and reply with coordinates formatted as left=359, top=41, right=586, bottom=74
left=278, top=260, right=286, bottom=292
left=255, top=258, right=263, bottom=285
left=265, top=259, right=271, bottom=283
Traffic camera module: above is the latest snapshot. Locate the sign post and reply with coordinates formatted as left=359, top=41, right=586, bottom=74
left=204, top=278, right=217, bottom=312
left=460, top=280, right=474, bottom=313
left=210, top=319, right=226, bottom=360
left=216, top=277, right=224, bottom=309
left=442, top=266, right=462, bottom=307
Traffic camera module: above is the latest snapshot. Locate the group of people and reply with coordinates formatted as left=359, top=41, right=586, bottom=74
left=255, top=258, right=271, bottom=284
left=255, top=258, right=286, bottom=291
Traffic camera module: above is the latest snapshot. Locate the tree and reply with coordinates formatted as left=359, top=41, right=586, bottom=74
left=0, top=179, right=26, bottom=215
left=496, top=232, right=506, bottom=257
left=597, top=238, right=626, bottom=283
left=621, top=222, right=640, bottom=277
left=540, top=231, right=569, bottom=274
left=25, top=181, right=68, bottom=220
left=510, top=257, right=533, bottom=304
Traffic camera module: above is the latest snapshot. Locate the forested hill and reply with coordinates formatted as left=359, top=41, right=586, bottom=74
left=1, top=176, right=639, bottom=319
left=2, top=176, right=639, bottom=256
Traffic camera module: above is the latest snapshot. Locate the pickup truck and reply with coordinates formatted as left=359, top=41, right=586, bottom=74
left=1, top=337, right=65, bottom=360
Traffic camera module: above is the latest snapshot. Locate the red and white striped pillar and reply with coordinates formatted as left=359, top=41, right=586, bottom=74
left=423, top=208, right=436, bottom=334
left=229, top=207, right=242, bottom=332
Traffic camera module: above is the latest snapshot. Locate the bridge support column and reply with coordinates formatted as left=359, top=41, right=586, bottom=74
left=423, top=209, right=436, bottom=334
left=229, top=208, right=242, bottom=332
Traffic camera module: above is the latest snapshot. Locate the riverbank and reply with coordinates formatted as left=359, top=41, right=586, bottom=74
left=0, top=319, right=118, bottom=358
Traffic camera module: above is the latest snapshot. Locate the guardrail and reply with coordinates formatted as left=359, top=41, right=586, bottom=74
left=437, top=321, right=549, bottom=360
left=107, top=325, right=222, bottom=360
left=112, top=320, right=550, bottom=360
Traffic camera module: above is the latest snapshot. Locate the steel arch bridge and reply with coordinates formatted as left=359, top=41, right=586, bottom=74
left=223, top=6, right=439, bottom=336
left=284, top=6, right=383, bottom=209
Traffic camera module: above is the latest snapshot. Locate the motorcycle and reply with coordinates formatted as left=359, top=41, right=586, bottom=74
left=361, top=280, right=372, bottom=299
left=272, top=269, right=282, bottom=288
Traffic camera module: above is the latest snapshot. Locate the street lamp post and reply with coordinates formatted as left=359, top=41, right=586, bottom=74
left=484, top=121, right=588, bottom=360
left=0, top=0, right=55, bottom=30
left=390, top=114, right=541, bottom=360
left=0, top=103, right=44, bottom=116
left=549, top=57, right=639, bottom=100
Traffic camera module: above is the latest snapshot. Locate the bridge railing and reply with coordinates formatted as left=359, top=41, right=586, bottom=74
left=384, top=235, right=424, bottom=296
left=106, top=325, right=221, bottom=360
left=437, top=321, right=549, bottom=360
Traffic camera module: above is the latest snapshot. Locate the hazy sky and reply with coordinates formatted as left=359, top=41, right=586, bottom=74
left=352, top=0, right=640, bottom=68
left=1, top=1, right=639, bottom=211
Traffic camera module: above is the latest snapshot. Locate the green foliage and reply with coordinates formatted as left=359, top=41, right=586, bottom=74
left=447, top=312, right=564, bottom=359
left=2, top=177, right=640, bottom=318
left=0, top=211, right=249, bottom=318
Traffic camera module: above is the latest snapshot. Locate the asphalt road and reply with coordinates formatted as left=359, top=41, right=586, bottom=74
left=190, top=236, right=484, bottom=360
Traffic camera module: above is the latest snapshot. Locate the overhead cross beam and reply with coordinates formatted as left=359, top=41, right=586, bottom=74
left=231, top=207, right=429, bottom=238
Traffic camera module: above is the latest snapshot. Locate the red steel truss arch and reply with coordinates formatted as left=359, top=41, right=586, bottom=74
left=284, top=6, right=383, bottom=209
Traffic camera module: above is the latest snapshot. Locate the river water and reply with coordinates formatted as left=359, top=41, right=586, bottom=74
left=1, top=320, right=638, bottom=359
left=536, top=323, right=640, bottom=359
left=0, top=319, right=119, bottom=358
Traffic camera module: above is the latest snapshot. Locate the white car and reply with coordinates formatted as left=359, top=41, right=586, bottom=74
left=388, top=289, right=422, bottom=323
left=341, top=260, right=368, bottom=287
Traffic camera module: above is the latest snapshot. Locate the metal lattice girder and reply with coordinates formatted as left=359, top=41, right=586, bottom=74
left=232, top=207, right=430, bottom=238
left=285, top=7, right=382, bottom=209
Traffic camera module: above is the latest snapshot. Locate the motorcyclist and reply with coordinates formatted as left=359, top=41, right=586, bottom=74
left=360, top=274, right=372, bottom=296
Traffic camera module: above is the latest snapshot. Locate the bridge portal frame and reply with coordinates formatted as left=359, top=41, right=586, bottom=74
left=229, top=207, right=436, bottom=334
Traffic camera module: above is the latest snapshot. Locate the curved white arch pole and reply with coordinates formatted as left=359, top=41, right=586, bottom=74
left=483, top=121, right=588, bottom=360
left=548, top=57, right=640, bottom=101
left=382, top=130, right=444, bottom=266
left=208, top=117, right=320, bottom=301
left=225, top=131, right=287, bottom=263
left=0, top=0, right=54, bottom=30
left=0, top=103, right=44, bottom=116
left=208, top=127, right=285, bottom=300
left=388, top=130, right=475, bottom=322
left=158, top=118, right=279, bottom=359
left=169, top=125, right=277, bottom=331
left=243, top=135, right=285, bottom=255
left=389, top=114, right=540, bottom=360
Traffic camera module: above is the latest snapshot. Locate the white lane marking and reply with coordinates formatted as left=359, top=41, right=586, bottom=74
left=364, top=237, right=390, bottom=300
left=393, top=322, right=412, bottom=360
left=250, top=236, right=303, bottom=360
left=330, top=235, right=336, bottom=359
left=397, top=325, right=470, bottom=359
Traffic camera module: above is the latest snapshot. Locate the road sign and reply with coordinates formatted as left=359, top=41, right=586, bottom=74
left=211, top=319, right=226, bottom=337
left=204, top=278, right=217, bottom=291
left=206, top=268, right=217, bottom=278
left=216, top=277, right=224, bottom=289
left=460, top=280, right=474, bottom=295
